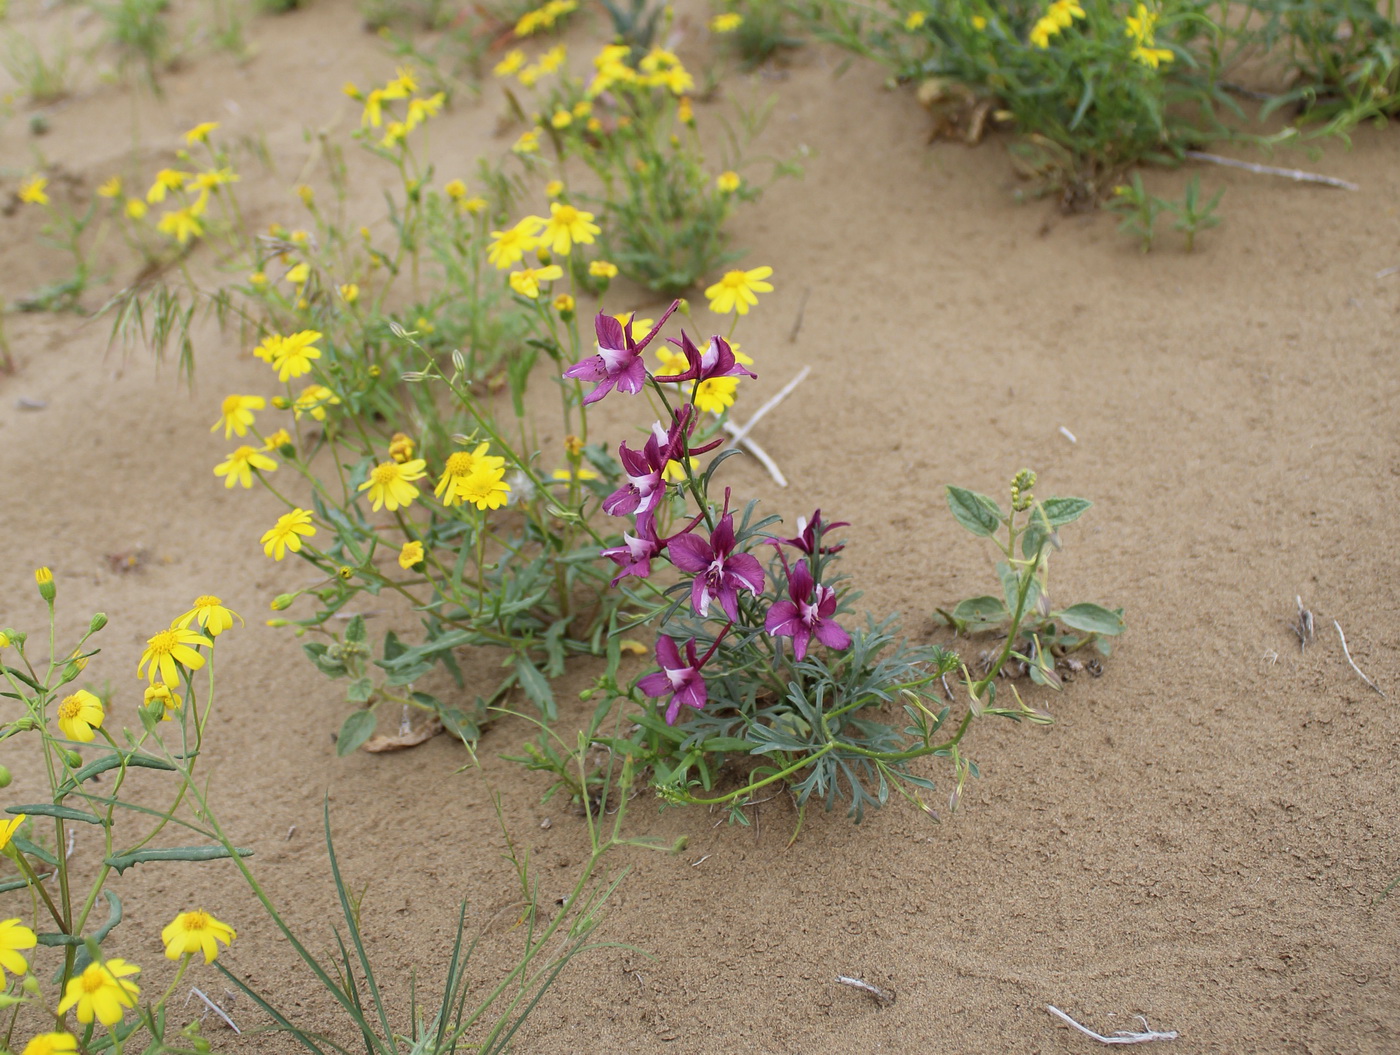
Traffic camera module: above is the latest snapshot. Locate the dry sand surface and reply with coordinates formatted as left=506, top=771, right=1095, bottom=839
left=2, top=1, right=1399, bottom=1051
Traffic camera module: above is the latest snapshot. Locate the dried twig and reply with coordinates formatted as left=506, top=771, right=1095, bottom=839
left=1334, top=620, right=1385, bottom=697
left=1185, top=150, right=1359, bottom=191
left=836, top=975, right=895, bottom=1006
left=721, top=422, right=787, bottom=486
left=788, top=287, right=811, bottom=343
left=186, top=988, right=241, bottom=1034
left=1376, top=265, right=1400, bottom=279
left=1047, top=1006, right=1177, bottom=1045
left=1294, top=596, right=1314, bottom=652
left=726, top=366, right=811, bottom=450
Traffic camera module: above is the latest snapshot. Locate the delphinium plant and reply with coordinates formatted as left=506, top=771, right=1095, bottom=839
left=503, top=279, right=1118, bottom=825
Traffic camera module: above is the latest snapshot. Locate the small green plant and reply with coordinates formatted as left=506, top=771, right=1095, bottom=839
left=1165, top=173, right=1222, bottom=251
left=1, top=24, right=73, bottom=104
left=1105, top=171, right=1162, bottom=252
left=712, top=0, right=804, bottom=68
left=92, top=0, right=172, bottom=92
left=936, top=471, right=1125, bottom=688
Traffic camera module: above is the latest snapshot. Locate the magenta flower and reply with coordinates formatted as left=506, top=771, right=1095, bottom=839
left=637, top=636, right=709, bottom=724
left=563, top=301, right=678, bottom=405
left=602, top=422, right=673, bottom=520
left=654, top=331, right=757, bottom=385
left=601, top=523, right=664, bottom=585
left=764, top=558, right=851, bottom=661
left=667, top=512, right=765, bottom=621
left=774, top=509, right=849, bottom=556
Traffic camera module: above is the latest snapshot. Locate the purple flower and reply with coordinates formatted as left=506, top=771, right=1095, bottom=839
left=654, top=331, right=757, bottom=385
left=601, top=522, right=664, bottom=585
left=637, top=636, right=709, bottom=725
left=563, top=301, right=679, bottom=405
left=667, top=512, right=765, bottom=621
left=764, top=558, right=851, bottom=661
left=774, top=509, right=849, bottom=556
left=602, top=421, right=673, bottom=520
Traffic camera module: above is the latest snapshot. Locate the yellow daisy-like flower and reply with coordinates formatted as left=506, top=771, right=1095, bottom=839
left=138, top=627, right=210, bottom=685
left=358, top=459, right=428, bottom=512
left=508, top=264, right=563, bottom=299
left=146, top=169, right=188, bottom=203
left=144, top=682, right=181, bottom=720
left=398, top=540, right=424, bottom=569
left=512, top=129, right=541, bottom=154
left=56, top=689, right=104, bottom=743
left=704, top=265, right=773, bottom=316
left=173, top=596, right=242, bottom=637
left=97, top=176, right=122, bottom=198
left=903, top=10, right=925, bottom=29
left=717, top=171, right=741, bottom=193
left=662, top=455, right=700, bottom=483
left=458, top=469, right=512, bottom=510
left=264, top=428, right=292, bottom=451
left=19, top=176, right=49, bottom=205
left=261, top=508, right=316, bottom=560
left=0, top=816, right=24, bottom=852
left=388, top=432, right=415, bottom=463
left=541, top=202, right=600, bottom=255
left=272, top=330, right=323, bottom=382
left=157, top=207, right=203, bottom=245
left=21, top=1034, right=78, bottom=1055
left=0, top=918, right=37, bottom=978
left=487, top=217, right=545, bottom=270
left=444, top=179, right=467, bottom=199
left=404, top=92, right=445, bottom=132
left=553, top=292, right=575, bottom=314
left=210, top=394, right=266, bottom=438
left=589, top=259, right=619, bottom=278
left=214, top=445, right=277, bottom=489
left=694, top=376, right=740, bottom=415
left=544, top=179, right=565, bottom=198
left=711, top=12, right=742, bottom=31
left=57, top=959, right=140, bottom=1026
left=161, top=910, right=236, bottom=963
left=125, top=198, right=148, bottom=219
left=184, top=121, right=219, bottom=144
left=339, top=283, right=359, bottom=304
left=285, top=262, right=311, bottom=286
left=1029, top=16, right=1055, bottom=46
left=294, top=384, right=341, bottom=421
left=493, top=49, right=526, bottom=77
left=435, top=444, right=507, bottom=506
left=1132, top=43, right=1173, bottom=66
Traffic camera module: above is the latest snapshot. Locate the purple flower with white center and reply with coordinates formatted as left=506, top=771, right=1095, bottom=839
left=667, top=511, right=765, bottom=621
left=602, top=421, right=672, bottom=520
left=563, top=301, right=679, bottom=405
left=654, top=331, right=757, bottom=385
left=774, top=509, right=849, bottom=556
left=764, top=558, right=851, bottom=661
left=601, top=521, right=664, bottom=585
left=637, top=636, right=709, bottom=725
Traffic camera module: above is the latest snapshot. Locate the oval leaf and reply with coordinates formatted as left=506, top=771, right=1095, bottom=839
left=945, top=486, right=1002, bottom=537
left=336, top=710, right=378, bottom=757
left=1041, top=496, right=1092, bottom=527
left=1057, top=603, right=1125, bottom=636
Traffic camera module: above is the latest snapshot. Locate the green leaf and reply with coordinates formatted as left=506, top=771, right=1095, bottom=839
left=346, top=677, right=373, bottom=705
left=951, top=596, right=1009, bottom=631
left=57, top=753, right=181, bottom=799
left=996, top=562, right=1041, bottom=618
left=1041, top=496, right=1091, bottom=527
left=513, top=656, right=556, bottom=720
left=6, top=804, right=105, bottom=825
left=1057, top=603, right=1125, bottom=636
left=344, top=614, right=366, bottom=645
left=0, top=873, right=50, bottom=895
left=439, top=706, right=480, bottom=744
left=945, top=486, right=1002, bottom=537
left=336, top=710, right=378, bottom=756
left=104, top=846, right=252, bottom=875
left=11, top=837, right=56, bottom=867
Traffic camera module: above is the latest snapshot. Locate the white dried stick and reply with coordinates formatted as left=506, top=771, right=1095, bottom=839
left=1334, top=620, right=1385, bottom=697
left=1047, top=1006, right=1178, bottom=1045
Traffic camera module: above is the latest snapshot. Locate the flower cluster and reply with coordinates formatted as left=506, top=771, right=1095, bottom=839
left=345, top=66, right=446, bottom=150
left=1125, top=3, right=1173, bottom=67
left=513, top=0, right=577, bottom=37
left=1029, top=0, right=1085, bottom=48
left=563, top=304, right=852, bottom=726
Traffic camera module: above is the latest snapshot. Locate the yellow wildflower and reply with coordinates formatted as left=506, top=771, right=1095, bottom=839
left=717, top=170, right=741, bottom=193
left=146, top=169, right=188, bottom=203
left=589, top=259, right=618, bottom=278
left=457, top=469, right=511, bottom=510
left=545, top=179, right=564, bottom=197
left=125, top=198, right=148, bottom=219
left=137, top=626, right=210, bottom=684
left=43, top=688, right=93, bottom=738
left=444, top=179, right=467, bottom=199
left=144, top=682, right=182, bottom=720
left=435, top=443, right=506, bottom=506
left=711, top=12, right=742, bottom=31
left=162, top=910, right=236, bottom=963
left=19, top=176, right=48, bottom=205
left=704, top=265, right=774, bottom=315
left=493, top=49, right=526, bottom=77
left=260, top=509, right=316, bottom=560
left=388, top=432, right=415, bottom=463
left=57, top=959, right=140, bottom=1026
left=359, top=459, right=428, bottom=511
left=174, top=596, right=242, bottom=637
left=157, top=207, right=203, bottom=245
left=553, top=292, right=575, bottom=314
left=512, top=129, right=541, bottom=154
left=0, top=919, right=37, bottom=980
left=487, top=216, right=545, bottom=269
left=903, top=10, right=925, bottom=30
left=264, top=428, right=292, bottom=451
left=508, top=264, right=563, bottom=299
left=398, top=540, right=424, bottom=569
left=340, top=282, right=359, bottom=304
left=294, top=384, right=340, bottom=420
left=97, top=176, right=122, bottom=198
left=22, top=1035, right=77, bottom=1055
left=211, top=394, right=266, bottom=439
left=271, top=330, right=323, bottom=382
left=540, top=202, right=600, bottom=255
left=214, top=445, right=277, bottom=489
left=184, top=121, right=219, bottom=144
left=0, top=817, right=23, bottom=852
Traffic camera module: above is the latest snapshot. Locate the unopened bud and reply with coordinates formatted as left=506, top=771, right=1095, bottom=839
left=270, top=594, right=296, bottom=611
left=89, top=613, right=108, bottom=633
left=62, top=749, right=83, bottom=769
left=0, top=766, right=13, bottom=788
left=21, top=976, right=40, bottom=996
left=34, top=567, right=55, bottom=604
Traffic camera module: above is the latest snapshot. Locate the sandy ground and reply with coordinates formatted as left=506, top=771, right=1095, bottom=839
left=2, top=1, right=1399, bottom=1051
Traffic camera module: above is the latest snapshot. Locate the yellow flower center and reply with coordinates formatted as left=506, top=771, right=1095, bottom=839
left=183, top=911, right=211, bottom=932
left=371, top=463, right=400, bottom=485
left=221, top=396, right=242, bottom=416
left=147, top=629, right=179, bottom=656
left=58, top=696, right=84, bottom=720
left=720, top=271, right=748, bottom=290
left=193, top=595, right=221, bottom=609
left=81, top=966, right=107, bottom=993
left=554, top=206, right=579, bottom=226
left=444, top=452, right=475, bottom=477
